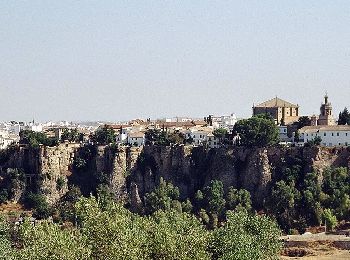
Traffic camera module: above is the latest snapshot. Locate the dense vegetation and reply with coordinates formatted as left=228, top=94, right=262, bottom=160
left=60, top=128, right=84, bottom=143
left=266, top=159, right=350, bottom=233
left=90, top=125, right=116, bottom=145
left=0, top=192, right=281, bottom=259
left=19, top=130, right=58, bottom=148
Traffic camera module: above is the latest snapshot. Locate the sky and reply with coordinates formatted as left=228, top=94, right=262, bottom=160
left=1, top=1, right=349, bottom=122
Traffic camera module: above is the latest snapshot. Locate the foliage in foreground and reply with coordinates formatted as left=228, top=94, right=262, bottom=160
left=211, top=210, right=281, bottom=260
left=0, top=195, right=281, bottom=260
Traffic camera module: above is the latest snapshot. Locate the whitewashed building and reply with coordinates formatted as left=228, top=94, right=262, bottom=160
left=185, top=127, right=214, bottom=146
left=206, top=133, right=220, bottom=148
left=0, top=135, right=18, bottom=150
left=127, top=132, right=145, bottom=147
left=211, top=113, right=237, bottom=132
left=298, top=125, right=350, bottom=147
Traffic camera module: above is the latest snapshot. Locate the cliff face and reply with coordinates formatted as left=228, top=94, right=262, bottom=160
left=1, top=144, right=350, bottom=206
left=128, top=146, right=350, bottom=208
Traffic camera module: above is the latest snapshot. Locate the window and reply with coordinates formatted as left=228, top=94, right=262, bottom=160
left=324, top=133, right=326, bottom=136
left=337, top=133, right=339, bottom=136
left=332, top=133, right=334, bottom=136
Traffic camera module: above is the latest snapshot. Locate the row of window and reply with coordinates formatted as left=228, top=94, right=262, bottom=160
left=304, top=139, right=349, bottom=146
left=306, top=132, right=349, bottom=137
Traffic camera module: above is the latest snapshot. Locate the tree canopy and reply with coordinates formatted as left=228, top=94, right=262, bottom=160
left=19, top=130, right=58, bottom=148
left=90, top=125, right=116, bottom=145
left=338, top=107, right=350, bottom=125
left=233, top=115, right=279, bottom=147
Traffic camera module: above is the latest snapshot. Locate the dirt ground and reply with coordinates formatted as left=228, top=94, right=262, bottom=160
left=282, top=249, right=350, bottom=259
left=281, top=233, right=350, bottom=259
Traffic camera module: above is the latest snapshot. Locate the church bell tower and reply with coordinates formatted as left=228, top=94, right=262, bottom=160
left=317, top=93, right=335, bottom=126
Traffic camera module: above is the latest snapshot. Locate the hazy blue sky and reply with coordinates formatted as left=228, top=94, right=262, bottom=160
left=1, top=1, right=349, bottom=122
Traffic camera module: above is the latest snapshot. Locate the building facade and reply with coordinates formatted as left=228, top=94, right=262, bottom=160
left=252, top=97, right=299, bottom=125
left=299, top=125, right=350, bottom=147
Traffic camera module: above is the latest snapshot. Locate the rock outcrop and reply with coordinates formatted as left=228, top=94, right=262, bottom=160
left=1, top=144, right=350, bottom=207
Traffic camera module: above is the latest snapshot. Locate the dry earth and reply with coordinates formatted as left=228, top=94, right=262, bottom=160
left=281, top=233, right=350, bottom=259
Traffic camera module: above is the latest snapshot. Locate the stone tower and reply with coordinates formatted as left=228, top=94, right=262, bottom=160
left=317, top=94, right=335, bottom=126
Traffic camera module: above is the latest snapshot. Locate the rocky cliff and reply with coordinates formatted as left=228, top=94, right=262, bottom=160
left=1, top=144, right=350, bottom=207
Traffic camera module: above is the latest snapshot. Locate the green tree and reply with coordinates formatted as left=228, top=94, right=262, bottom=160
left=233, top=115, right=279, bottom=147
left=226, top=187, right=252, bottom=211
left=269, top=180, right=300, bottom=231
left=144, top=177, right=180, bottom=214
left=203, top=180, right=226, bottom=216
left=90, top=125, right=116, bottom=145
left=19, top=130, right=58, bottom=148
left=338, top=107, right=350, bottom=125
left=323, top=208, right=337, bottom=231
left=297, top=116, right=311, bottom=129
left=211, top=210, right=282, bottom=260
left=75, top=196, right=150, bottom=259
left=149, top=210, right=211, bottom=260
left=145, top=128, right=183, bottom=145
left=167, top=130, right=186, bottom=145
left=0, top=215, right=14, bottom=259
left=23, top=192, right=51, bottom=219
left=308, top=136, right=322, bottom=146
left=213, top=128, right=229, bottom=145
left=15, top=218, right=91, bottom=259
left=60, top=128, right=83, bottom=143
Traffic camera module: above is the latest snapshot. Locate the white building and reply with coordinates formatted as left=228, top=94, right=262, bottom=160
left=23, top=122, right=43, bottom=132
left=0, top=135, right=18, bottom=150
left=8, top=124, right=21, bottom=135
left=116, top=129, right=128, bottom=145
left=127, top=132, right=145, bottom=147
left=206, top=133, right=220, bottom=148
left=278, top=125, right=291, bottom=143
left=185, top=127, right=214, bottom=146
left=298, top=125, right=350, bottom=147
left=211, top=113, right=237, bottom=132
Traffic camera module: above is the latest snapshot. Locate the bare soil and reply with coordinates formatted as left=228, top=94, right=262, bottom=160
left=281, top=233, right=350, bottom=259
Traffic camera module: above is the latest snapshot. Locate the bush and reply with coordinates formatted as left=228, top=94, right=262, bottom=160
left=23, top=192, right=51, bottom=219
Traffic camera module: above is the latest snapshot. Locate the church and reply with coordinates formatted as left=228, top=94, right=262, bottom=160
left=310, top=94, right=336, bottom=126
left=298, top=94, right=350, bottom=147
left=252, top=97, right=299, bottom=125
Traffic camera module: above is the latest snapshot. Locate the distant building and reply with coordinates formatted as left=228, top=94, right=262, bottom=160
left=317, top=94, right=336, bottom=126
left=299, top=125, right=350, bottom=147
left=127, top=132, right=145, bottom=147
left=278, top=125, right=290, bottom=143
left=253, top=97, right=299, bottom=125
left=206, top=133, right=219, bottom=148
left=209, top=113, right=237, bottom=132
left=0, top=135, right=18, bottom=149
